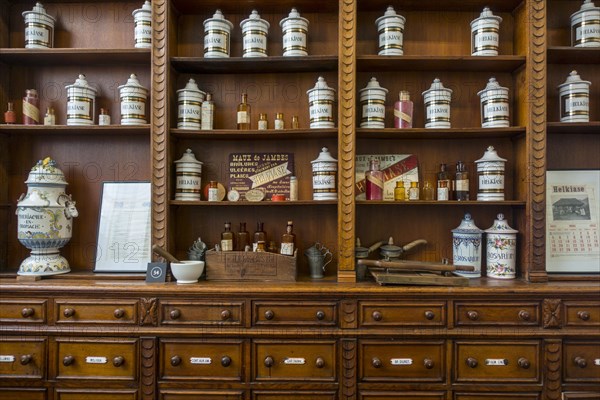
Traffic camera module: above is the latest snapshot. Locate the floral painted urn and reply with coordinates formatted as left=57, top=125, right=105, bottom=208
left=485, top=213, right=518, bottom=279
left=16, top=157, right=78, bottom=275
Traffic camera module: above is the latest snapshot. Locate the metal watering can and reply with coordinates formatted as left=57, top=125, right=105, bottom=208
left=304, top=242, right=333, bottom=279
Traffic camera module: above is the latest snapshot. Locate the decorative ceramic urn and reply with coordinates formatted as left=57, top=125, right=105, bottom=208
left=452, top=213, right=483, bottom=278
left=485, top=213, right=518, bottom=279
left=16, top=157, right=78, bottom=276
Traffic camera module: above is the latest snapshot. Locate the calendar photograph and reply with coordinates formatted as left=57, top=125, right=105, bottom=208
left=546, top=170, right=600, bottom=274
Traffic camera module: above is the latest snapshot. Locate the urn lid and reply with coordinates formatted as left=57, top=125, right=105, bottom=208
left=375, top=6, right=406, bottom=25
left=573, top=0, right=599, bottom=16
left=475, top=146, right=507, bottom=164
left=477, top=77, right=508, bottom=96
left=311, top=147, right=337, bottom=164
left=204, top=9, right=234, bottom=29
left=22, top=2, right=56, bottom=22
left=452, top=213, right=483, bottom=234
left=25, top=157, right=67, bottom=186
left=485, top=213, right=518, bottom=234
left=132, top=0, right=151, bottom=17
left=65, top=74, right=97, bottom=93
left=422, top=78, right=453, bottom=96
left=359, top=77, right=389, bottom=95
left=176, top=78, right=205, bottom=95
left=118, top=73, right=148, bottom=93
left=280, top=8, right=309, bottom=26
left=240, top=10, right=270, bottom=29
left=174, top=148, right=203, bottom=165
left=307, top=76, right=336, bottom=95
left=558, top=70, right=591, bottom=89
left=471, top=7, right=503, bottom=25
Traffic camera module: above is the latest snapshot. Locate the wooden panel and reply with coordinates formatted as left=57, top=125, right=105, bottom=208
left=358, top=302, right=446, bottom=327
left=55, top=299, right=138, bottom=324
left=562, top=393, right=600, bottom=400
left=160, top=391, right=244, bottom=400
left=253, top=301, right=337, bottom=326
left=159, top=300, right=243, bottom=326
left=0, top=389, right=47, bottom=400
left=563, top=341, right=600, bottom=383
left=0, top=299, right=46, bottom=324
left=360, top=393, right=446, bottom=400
left=454, top=394, right=540, bottom=400
left=253, top=392, right=337, bottom=400
left=454, top=301, right=540, bottom=326
left=564, top=302, right=600, bottom=327
left=0, top=337, right=46, bottom=379
left=55, top=389, right=138, bottom=400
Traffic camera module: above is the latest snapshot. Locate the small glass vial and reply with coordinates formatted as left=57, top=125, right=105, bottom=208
left=274, top=113, right=285, bottom=129
left=236, top=222, right=249, bottom=251
left=289, top=176, right=298, bottom=201
left=365, top=158, right=384, bottom=200
left=408, top=181, right=420, bottom=200
left=291, top=115, right=299, bottom=129
left=237, top=93, right=251, bottom=130
left=44, top=107, right=55, bottom=125
left=394, top=91, right=413, bottom=128
left=207, top=180, right=219, bottom=202
left=23, top=89, right=40, bottom=125
left=99, top=108, right=111, bottom=125
left=255, top=240, right=267, bottom=252
left=220, top=222, right=234, bottom=251
left=4, top=102, right=16, bottom=124
left=393, top=180, right=405, bottom=201
left=422, top=181, right=434, bottom=200
left=280, top=220, right=296, bottom=256
left=253, top=222, right=266, bottom=251
left=455, top=161, right=470, bottom=201
left=437, top=163, right=450, bottom=201
left=258, top=113, right=268, bottom=130
left=268, top=241, right=279, bottom=253
left=201, top=93, right=214, bottom=130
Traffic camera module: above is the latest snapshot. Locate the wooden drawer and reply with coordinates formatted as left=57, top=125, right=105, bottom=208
left=454, top=341, right=540, bottom=383
left=0, top=389, right=47, bottom=400
left=0, top=337, right=46, bottom=379
left=562, top=393, right=600, bottom=400
left=564, top=302, right=600, bottom=327
left=454, top=394, right=540, bottom=400
left=55, top=299, right=138, bottom=324
left=359, top=341, right=445, bottom=382
left=360, top=391, right=446, bottom=399
left=454, top=302, right=540, bottom=326
left=0, top=299, right=46, bottom=324
left=160, top=391, right=244, bottom=400
left=55, top=389, right=138, bottom=400
left=252, top=392, right=337, bottom=400
left=563, top=341, right=600, bottom=383
left=160, top=301, right=243, bottom=326
left=253, top=340, right=336, bottom=381
left=358, top=302, right=446, bottom=327
left=55, top=338, right=137, bottom=380
left=159, top=339, right=243, bottom=381
left=253, top=301, right=337, bottom=326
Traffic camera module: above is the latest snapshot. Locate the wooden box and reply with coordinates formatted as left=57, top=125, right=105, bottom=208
left=205, top=250, right=297, bottom=282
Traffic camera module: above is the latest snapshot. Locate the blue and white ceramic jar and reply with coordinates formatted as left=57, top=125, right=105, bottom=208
left=452, top=213, right=483, bottom=278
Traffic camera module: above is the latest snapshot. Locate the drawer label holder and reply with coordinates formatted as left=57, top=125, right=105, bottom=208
left=284, top=357, right=306, bottom=365
left=190, top=357, right=212, bottom=365
left=595, top=359, right=600, bottom=366
left=390, top=358, right=413, bottom=365
left=86, top=356, right=107, bottom=364
left=485, top=358, right=508, bottom=366
left=0, top=355, right=15, bottom=362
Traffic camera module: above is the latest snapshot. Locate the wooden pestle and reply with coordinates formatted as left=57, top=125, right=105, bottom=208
left=152, top=244, right=179, bottom=263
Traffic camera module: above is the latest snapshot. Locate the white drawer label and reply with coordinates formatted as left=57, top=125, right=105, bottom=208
left=284, top=357, right=305, bottom=365
left=390, top=358, right=413, bottom=365
left=595, top=359, right=600, bottom=366
left=485, top=358, right=508, bottom=366
left=190, top=357, right=212, bottom=365
left=0, top=355, right=15, bottom=362
left=86, top=356, right=107, bottom=364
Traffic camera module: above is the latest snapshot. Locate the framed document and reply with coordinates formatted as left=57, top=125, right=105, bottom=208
left=546, top=170, right=600, bottom=274
left=94, top=181, right=152, bottom=272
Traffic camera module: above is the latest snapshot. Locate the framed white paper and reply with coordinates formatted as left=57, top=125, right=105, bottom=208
left=94, top=182, right=152, bottom=272
left=546, top=170, right=600, bottom=274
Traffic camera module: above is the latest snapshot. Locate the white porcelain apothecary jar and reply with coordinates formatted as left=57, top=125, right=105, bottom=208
left=307, top=77, right=336, bottom=128
left=475, top=145, right=507, bottom=201
left=558, top=70, right=591, bottom=123
left=132, top=0, right=152, bottom=49
left=485, top=213, right=518, bottom=279
left=119, top=73, right=148, bottom=125
left=203, top=10, right=233, bottom=58
left=478, top=77, right=510, bottom=128
left=65, top=74, right=97, bottom=126
left=177, top=79, right=206, bottom=130
left=280, top=8, right=309, bottom=56
left=359, top=77, right=388, bottom=129
left=240, top=10, right=270, bottom=57
left=571, top=0, right=600, bottom=47
left=311, top=147, right=338, bottom=200
left=174, top=149, right=203, bottom=201
left=376, top=6, right=406, bottom=56
left=470, top=7, right=502, bottom=56
left=16, top=157, right=78, bottom=276
left=422, top=78, right=452, bottom=129
left=452, top=213, right=483, bottom=278
left=23, top=2, right=55, bottom=49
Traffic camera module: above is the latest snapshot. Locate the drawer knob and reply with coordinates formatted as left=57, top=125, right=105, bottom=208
left=63, top=355, right=74, bottom=366
left=113, top=356, right=124, bottom=367
left=372, top=311, right=383, bottom=321
left=316, top=310, right=326, bottom=320
left=577, top=311, right=591, bottom=321
left=221, top=356, right=232, bottom=367
left=63, top=308, right=76, bottom=318
left=424, top=310, right=435, bottom=320
left=170, top=355, right=182, bottom=366
left=424, top=358, right=434, bottom=369
left=169, top=309, right=181, bottom=320
left=518, top=357, right=530, bottom=369
left=113, top=309, right=125, bottom=319
left=466, top=357, right=478, bottom=368
left=264, top=356, right=274, bottom=367
left=315, top=357, right=325, bottom=368
left=518, top=310, right=531, bottom=321
left=467, top=311, right=479, bottom=321
left=221, top=309, right=231, bottom=320
left=574, top=356, right=587, bottom=368
left=21, top=308, right=35, bottom=318
left=372, top=357, right=382, bottom=368
left=264, top=310, right=275, bottom=320
left=20, top=354, right=32, bottom=365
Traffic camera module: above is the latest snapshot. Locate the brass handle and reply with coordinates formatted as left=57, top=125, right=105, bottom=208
left=63, top=308, right=76, bottom=318
left=315, top=357, right=325, bottom=368
left=372, top=311, right=383, bottom=321
left=264, top=310, right=275, bottom=320
left=169, top=309, right=181, bottom=320
left=113, top=309, right=125, bottom=319
left=518, top=310, right=531, bottom=321
left=113, top=356, right=124, bottom=367
left=220, top=309, right=231, bottom=320
left=221, top=356, right=231, bottom=367
left=424, top=310, right=435, bottom=320
left=574, top=356, right=587, bottom=368
left=21, top=308, right=34, bottom=318
left=170, top=355, right=181, bottom=366
left=466, top=357, right=478, bottom=368
left=518, top=357, right=530, bottom=369
left=424, top=358, right=434, bottom=369
left=264, top=356, right=274, bottom=367
left=63, top=355, right=74, bottom=366
left=316, top=310, right=325, bottom=320
left=467, top=311, right=479, bottom=321
left=20, top=354, right=32, bottom=365
left=372, top=357, right=382, bottom=368
left=577, top=311, right=591, bottom=321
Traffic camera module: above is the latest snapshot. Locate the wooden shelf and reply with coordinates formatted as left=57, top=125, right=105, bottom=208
left=171, top=0, right=338, bottom=14
left=357, top=127, right=526, bottom=139
left=547, top=121, right=600, bottom=134
left=0, top=48, right=151, bottom=65
left=356, top=200, right=526, bottom=206
left=0, top=124, right=151, bottom=135
left=357, top=55, right=526, bottom=72
left=547, top=47, right=600, bottom=64
left=171, top=128, right=337, bottom=140
left=171, top=200, right=338, bottom=206
left=357, top=0, right=524, bottom=12
left=171, top=55, right=338, bottom=74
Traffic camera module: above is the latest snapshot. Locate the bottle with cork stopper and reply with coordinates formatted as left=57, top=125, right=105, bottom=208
left=99, top=108, right=111, bottom=125
left=4, top=102, right=16, bottom=124
left=394, top=90, right=413, bottom=128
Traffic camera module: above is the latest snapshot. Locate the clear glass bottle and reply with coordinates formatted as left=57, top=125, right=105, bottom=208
left=201, top=93, right=214, bottom=130
left=208, top=180, right=219, bottom=202
left=255, top=240, right=267, bottom=252
left=289, top=176, right=298, bottom=201
left=291, top=115, right=299, bottom=129
left=422, top=180, right=434, bottom=200
left=394, top=90, right=413, bottom=128
left=253, top=222, right=266, bottom=251
left=258, top=113, right=268, bottom=130
left=365, top=159, right=384, bottom=200
left=221, top=222, right=234, bottom=251
left=268, top=240, right=279, bottom=253
left=455, top=161, right=470, bottom=201
left=44, top=107, right=56, bottom=125
left=280, top=220, right=296, bottom=255
left=394, top=180, right=405, bottom=201
left=99, top=108, right=111, bottom=125
left=236, top=222, right=249, bottom=251
left=408, top=181, right=420, bottom=200
left=437, top=163, right=450, bottom=201
left=23, top=89, right=40, bottom=125
left=274, top=112, right=284, bottom=129
left=4, top=102, right=16, bottom=124
left=237, top=93, right=251, bottom=130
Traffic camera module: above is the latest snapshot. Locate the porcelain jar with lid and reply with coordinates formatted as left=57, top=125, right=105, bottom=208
left=571, top=0, right=600, bottom=47
left=307, top=76, right=336, bottom=128
left=65, top=74, right=97, bottom=126
left=16, top=157, right=78, bottom=276
left=23, top=2, right=55, bottom=49
left=280, top=8, right=309, bottom=56
left=422, top=78, right=452, bottom=129
left=558, top=70, right=591, bottom=123
left=311, top=147, right=337, bottom=200
left=240, top=10, right=270, bottom=57
left=375, top=6, right=406, bottom=55
left=119, top=73, right=148, bottom=125
left=470, top=7, right=502, bottom=56
left=360, top=77, right=388, bottom=129
left=132, top=1, right=152, bottom=49
left=174, top=149, right=203, bottom=201
left=485, top=213, right=518, bottom=279
left=478, top=77, right=510, bottom=128
left=475, top=146, right=507, bottom=201
left=203, top=9, right=233, bottom=58
left=452, top=213, right=483, bottom=278
left=177, top=79, right=206, bottom=129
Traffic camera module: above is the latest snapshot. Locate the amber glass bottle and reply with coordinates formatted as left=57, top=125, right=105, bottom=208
left=236, top=222, right=249, bottom=251
left=221, top=222, right=234, bottom=251
left=237, top=93, right=251, bottom=130
left=253, top=222, right=266, bottom=251
left=280, top=221, right=296, bottom=256
left=455, top=161, right=470, bottom=201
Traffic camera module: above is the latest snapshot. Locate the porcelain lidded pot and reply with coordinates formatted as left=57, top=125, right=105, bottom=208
left=452, top=213, right=483, bottom=278
left=204, top=9, right=233, bottom=58
left=307, top=76, right=336, bottom=128
left=470, top=7, right=502, bottom=56
left=475, top=146, right=507, bottom=201
left=376, top=6, right=406, bottom=55
left=478, top=77, right=510, bottom=128
left=174, top=149, right=203, bottom=201
left=571, top=0, right=600, bottom=47
left=311, top=147, right=338, bottom=200
left=485, top=213, right=518, bottom=279
left=177, top=78, right=206, bottom=130
left=240, top=10, right=270, bottom=57
left=280, top=8, right=309, bottom=56
left=16, top=157, right=78, bottom=276
left=65, top=74, right=97, bottom=126
left=132, top=0, right=152, bottom=49
left=558, top=70, right=591, bottom=123
left=23, top=2, right=55, bottom=49
left=422, top=78, right=452, bottom=129
left=360, top=77, right=388, bottom=129
left=119, top=73, right=148, bottom=125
